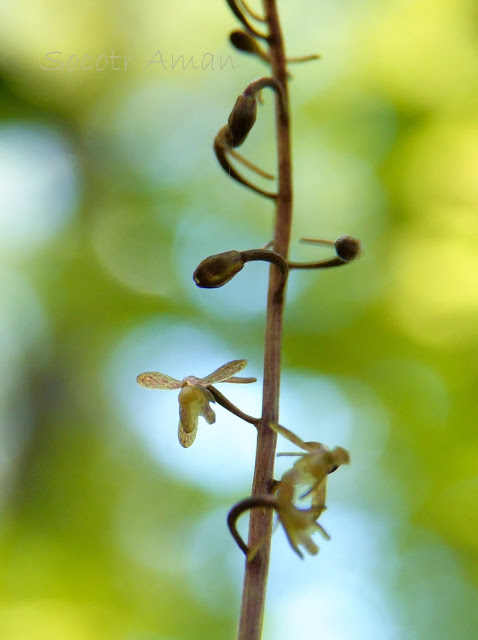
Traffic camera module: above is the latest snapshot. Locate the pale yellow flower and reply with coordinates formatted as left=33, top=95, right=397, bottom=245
left=137, top=359, right=255, bottom=448
left=272, top=422, right=350, bottom=509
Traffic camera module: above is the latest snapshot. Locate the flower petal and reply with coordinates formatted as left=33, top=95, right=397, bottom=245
left=203, top=402, right=216, bottom=424
left=223, top=376, right=257, bottom=384
left=278, top=504, right=327, bottom=558
left=270, top=423, right=309, bottom=450
left=300, top=534, right=319, bottom=556
left=281, top=521, right=304, bottom=559
left=313, top=520, right=330, bottom=541
left=136, top=372, right=182, bottom=390
left=270, top=423, right=329, bottom=455
left=200, top=359, right=247, bottom=385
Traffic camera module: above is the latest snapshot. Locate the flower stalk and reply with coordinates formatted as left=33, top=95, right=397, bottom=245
left=236, top=3, right=292, bottom=639
left=137, top=2, right=362, bottom=638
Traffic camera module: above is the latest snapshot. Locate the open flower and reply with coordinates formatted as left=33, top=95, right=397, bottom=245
left=271, top=422, right=350, bottom=508
left=229, top=423, right=350, bottom=559
left=137, top=359, right=256, bottom=448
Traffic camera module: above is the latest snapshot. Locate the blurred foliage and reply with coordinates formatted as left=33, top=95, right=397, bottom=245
left=0, top=1, right=477, bottom=639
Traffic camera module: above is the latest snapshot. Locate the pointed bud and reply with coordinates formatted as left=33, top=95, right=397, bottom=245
left=227, top=93, right=257, bottom=147
left=334, top=235, right=361, bottom=262
left=193, top=250, right=245, bottom=288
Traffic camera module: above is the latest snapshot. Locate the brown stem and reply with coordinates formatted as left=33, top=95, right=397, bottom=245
left=236, top=1, right=292, bottom=639
left=288, top=256, right=346, bottom=270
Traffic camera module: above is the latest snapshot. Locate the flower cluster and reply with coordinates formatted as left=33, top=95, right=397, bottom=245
left=228, top=422, right=350, bottom=561
left=270, top=423, right=350, bottom=558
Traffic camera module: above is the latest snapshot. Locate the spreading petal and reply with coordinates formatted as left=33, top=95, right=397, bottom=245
left=137, top=372, right=182, bottom=390
left=270, top=422, right=326, bottom=453
left=223, top=376, right=257, bottom=384
left=200, top=359, right=248, bottom=385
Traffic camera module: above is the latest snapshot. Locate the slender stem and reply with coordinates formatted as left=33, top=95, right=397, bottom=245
left=238, top=0, right=267, bottom=22
left=237, top=1, right=292, bottom=639
left=214, top=128, right=278, bottom=199
left=226, top=0, right=268, bottom=39
left=208, top=386, right=260, bottom=426
left=287, top=53, right=321, bottom=63
left=229, top=148, right=275, bottom=179
left=288, top=256, right=346, bottom=270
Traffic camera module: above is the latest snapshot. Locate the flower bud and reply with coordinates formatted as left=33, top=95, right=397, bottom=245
left=335, top=235, right=361, bottom=262
left=230, top=30, right=260, bottom=54
left=227, top=94, right=257, bottom=147
left=193, top=250, right=245, bottom=288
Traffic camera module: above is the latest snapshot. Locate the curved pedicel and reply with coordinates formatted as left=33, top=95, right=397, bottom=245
left=225, top=0, right=268, bottom=39
left=237, top=0, right=266, bottom=23
left=214, top=78, right=286, bottom=199
left=208, top=386, right=260, bottom=427
left=214, top=127, right=277, bottom=199
left=227, top=495, right=279, bottom=557
left=243, top=77, right=287, bottom=119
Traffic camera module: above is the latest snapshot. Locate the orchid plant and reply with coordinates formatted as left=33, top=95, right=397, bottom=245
left=137, top=2, right=361, bottom=638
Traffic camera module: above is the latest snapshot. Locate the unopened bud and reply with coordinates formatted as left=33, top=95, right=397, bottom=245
left=230, top=30, right=260, bottom=54
left=193, top=250, right=245, bottom=288
left=228, top=94, right=257, bottom=147
left=334, top=235, right=361, bottom=262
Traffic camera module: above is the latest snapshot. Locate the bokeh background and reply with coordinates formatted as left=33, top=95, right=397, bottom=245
left=0, top=0, right=477, bottom=638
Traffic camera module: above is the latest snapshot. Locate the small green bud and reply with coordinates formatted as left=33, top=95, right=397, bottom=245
left=334, top=235, right=361, bottom=262
left=193, top=250, right=245, bottom=288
